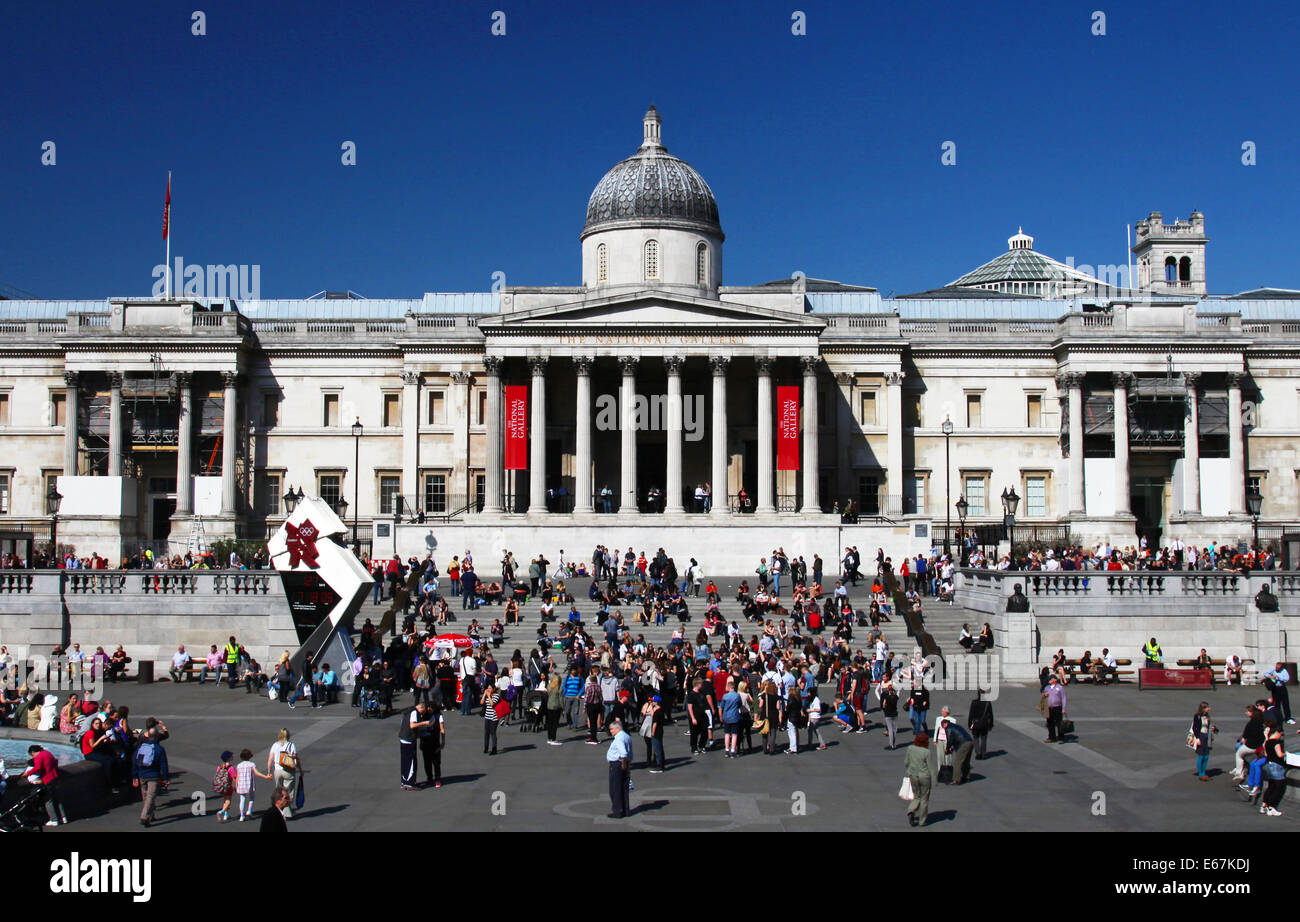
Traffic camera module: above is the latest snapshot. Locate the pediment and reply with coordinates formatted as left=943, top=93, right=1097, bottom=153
left=483, top=290, right=823, bottom=331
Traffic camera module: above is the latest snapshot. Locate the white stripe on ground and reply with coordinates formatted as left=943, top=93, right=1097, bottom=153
left=1001, top=717, right=1194, bottom=789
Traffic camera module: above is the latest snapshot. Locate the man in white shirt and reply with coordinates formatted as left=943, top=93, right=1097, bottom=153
left=873, top=637, right=888, bottom=682
left=458, top=652, right=478, bottom=716
left=66, top=643, right=86, bottom=681
left=168, top=645, right=192, bottom=683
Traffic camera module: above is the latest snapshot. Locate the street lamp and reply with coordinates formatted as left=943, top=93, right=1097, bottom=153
left=1001, top=486, right=1020, bottom=569
left=351, top=418, right=363, bottom=554
left=1247, top=484, right=1263, bottom=559
left=955, top=495, right=969, bottom=566
left=46, top=485, right=62, bottom=562
left=282, top=485, right=300, bottom=516
left=335, top=496, right=349, bottom=522
left=941, top=414, right=954, bottom=556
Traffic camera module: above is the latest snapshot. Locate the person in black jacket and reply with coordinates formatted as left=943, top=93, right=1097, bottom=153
left=969, top=689, right=995, bottom=760
left=260, top=789, right=289, bottom=832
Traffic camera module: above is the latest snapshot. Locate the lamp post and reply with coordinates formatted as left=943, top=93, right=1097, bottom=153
left=335, top=496, right=349, bottom=523
left=282, top=485, right=299, bottom=517
left=956, top=495, right=969, bottom=566
left=46, top=485, right=62, bottom=563
left=941, top=414, right=954, bottom=556
left=1001, top=486, right=1020, bottom=568
left=351, top=418, right=363, bottom=554
left=1246, top=484, right=1263, bottom=560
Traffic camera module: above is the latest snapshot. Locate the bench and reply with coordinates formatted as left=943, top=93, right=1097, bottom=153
left=1062, top=658, right=1134, bottom=684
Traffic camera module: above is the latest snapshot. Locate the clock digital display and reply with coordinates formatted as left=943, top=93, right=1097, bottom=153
left=281, top=571, right=341, bottom=644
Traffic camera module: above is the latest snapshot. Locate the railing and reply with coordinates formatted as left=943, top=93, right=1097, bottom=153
left=67, top=573, right=127, bottom=594
left=959, top=567, right=1299, bottom=600
left=0, top=569, right=280, bottom=597
left=0, top=573, right=33, bottom=593
left=777, top=493, right=799, bottom=512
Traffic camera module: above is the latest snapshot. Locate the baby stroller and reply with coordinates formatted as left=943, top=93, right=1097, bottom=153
left=520, top=690, right=546, bottom=733
left=359, top=687, right=383, bottom=720
left=0, top=787, right=47, bottom=832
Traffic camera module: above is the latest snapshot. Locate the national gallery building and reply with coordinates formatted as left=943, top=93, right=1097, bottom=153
left=3, top=107, right=1299, bottom=568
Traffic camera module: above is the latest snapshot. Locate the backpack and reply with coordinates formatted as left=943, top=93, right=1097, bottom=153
left=212, top=764, right=233, bottom=796
left=136, top=740, right=157, bottom=769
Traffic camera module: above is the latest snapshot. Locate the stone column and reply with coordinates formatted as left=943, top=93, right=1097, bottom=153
left=528, top=357, right=548, bottom=514
left=174, top=373, right=193, bottom=515
left=62, top=372, right=79, bottom=476
left=835, top=372, right=854, bottom=511
left=574, top=357, right=594, bottom=513
left=1183, top=372, right=1201, bottom=516
left=402, top=372, right=420, bottom=517
left=482, top=357, right=503, bottom=513
left=451, top=372, right=472, bottom=509
left=1227, top=371, right=1246, bottom=515
left=108, top=372, right=123, bottom=477
left=220, top=371, right=238, bottom=515
left=1112, top=372, right=1131, bottom=515
left=664, top=355, right=684, bottom=513
left=1059, top=373, right=1085, bottom=514
left=710, top=355, right=729, bottom=517
left=802, top=356, right=821, bottom=514
left=619, top=356, right=638, bottom=513
left=756, top=357, right=776, bottom=513
left=886, top=370, right=905, bottom=515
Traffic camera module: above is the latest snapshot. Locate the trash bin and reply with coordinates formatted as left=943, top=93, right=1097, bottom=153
left=137, top=660, right=154, bottom=684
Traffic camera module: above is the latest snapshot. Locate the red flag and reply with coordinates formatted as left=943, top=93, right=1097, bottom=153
left=504, top=385, right=528, bottom=470
left=162, top=175, right=171, bottom=240
left=777, top=386, right=800, bottom=470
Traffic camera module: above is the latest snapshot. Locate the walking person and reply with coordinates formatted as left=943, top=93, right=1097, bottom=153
left=131, top=718, right=170, bottom=828
left=1264, top=663, right=1294, bottom=724
left=943, top=717, right=975, bottom=784
left=759, top=680, right=781, bottom=755
left=904, top=732, right=933, bottom=827
left=583, top=668, right=604, bottom=744
left=234, top=748, right=271, bottom=821
left=1189, top=701, right=1217, bottom=781
left=907, top=684, right=929, bottom=739
left=880, top=674, right=900, bottom=750
left=399, top=700, right=432, bottom=790
left=1260, top=722, right=1288, bottom=816
left=782, top=687, right=804, bottom=755
left=641, top=695, right=666, bottom=772
left=544, top=670, right=564, bottom=745
left=23, top=744, right=68, bottom=827
left=481, top=683, right=502, bottom=755
left=968, top=689, right=994, bottom=759
left=605, top=717, right=632, bottom=818
left=687, top=677, right=711, bottom=755
left=419, top=700, right=446, bottom=787
left=267, top=728, right=301, bottom=817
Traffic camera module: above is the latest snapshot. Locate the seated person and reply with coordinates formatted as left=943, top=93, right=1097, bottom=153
left=754, top=588, right=771, bottom=613
left=1078, top=650, right=1093, bottom=677
left=435, top=597, right=451, bottom=625
left=539, top=599, right=556, bottom=622
left=312, top=663, right=337, bottom=703
left=809, top=582, right=825, bottom=599
left=705, top=580, right=720, bottom=602
left=512, top=582, right=529, bottom=603
left=735, top=580, right=751, bottom=604
left=574, top=563, right=589, bottom=578
left=108, top=646, right=130, bottom=682
left=242, top=659, right=266, bottom=693
left=483, top=581, right=504, bottom=605
left=566, top=603, right=582, bottom=623
left=1225, top=655, right=1243, bottom=685
left=490, top=619, right=505, bottom=648
left=1051, top=648, right=1070, bottom=684
left=504, top=598, right=520, bottom=625
left=832, top=695, right=856, bottom=731
left=958, top=625, right=973, bottom=651
left=589, top=580, right=603, bottom=602
left=975, top=623, right=994, bottom=653
left=1091, top=648, right=1118, bottom=684
left=168, top=645, right=193, bottom=682
left=1193, top=648, right=1213, bottom=670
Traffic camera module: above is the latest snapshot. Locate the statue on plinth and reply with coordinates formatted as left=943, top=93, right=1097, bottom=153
left=1006, top=583, right=1030, bottom=613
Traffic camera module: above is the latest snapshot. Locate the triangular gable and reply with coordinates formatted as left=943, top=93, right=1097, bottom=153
left=484, top=290, right=823, bottom=330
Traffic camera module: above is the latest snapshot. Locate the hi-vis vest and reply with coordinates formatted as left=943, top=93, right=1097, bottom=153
left=225, top=643, right=239, bottom=664
left=1144, top=641, right=1161, bottom=660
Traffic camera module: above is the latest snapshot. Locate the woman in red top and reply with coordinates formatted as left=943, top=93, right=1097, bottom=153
left=24, top=745, right=68, bottom=826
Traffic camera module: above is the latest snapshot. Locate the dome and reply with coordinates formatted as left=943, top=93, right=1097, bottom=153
left=582, top=106, right=723, bottom=240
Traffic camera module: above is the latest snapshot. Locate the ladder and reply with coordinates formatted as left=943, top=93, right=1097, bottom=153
left=187, top=515, right=207, bottom=555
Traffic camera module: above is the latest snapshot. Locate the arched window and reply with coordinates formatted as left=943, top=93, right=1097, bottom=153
left=1165, top=256, right=1178, bottom=282
left=597, top=244, right=608, bottom=283
left=644, top=239, right=659, bottom=281
left=696, top=242, right=708, bottom=285
left=1179, top=256, right=1192, bottom=282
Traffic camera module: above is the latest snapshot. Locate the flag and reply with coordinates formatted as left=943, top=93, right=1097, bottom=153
left=777, top=386, right=800, bottom=470
left=504, top=385, right=528, bottom=469
left=162, top=175, right=171, bottom=240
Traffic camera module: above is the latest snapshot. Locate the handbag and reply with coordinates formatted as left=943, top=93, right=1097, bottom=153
left=1061, top=719, right=1075, bottom=735
left=295, top=774, right=306, bottom=810
left=1185, top=732, right=1199, bottom=751
left=1264, top=760, right=1287, bottom=781
left=639, top=713, right=654, bottom=737
left=897, top=776, right=914, bottom=801
left=278, top=746, right=298, bottom=771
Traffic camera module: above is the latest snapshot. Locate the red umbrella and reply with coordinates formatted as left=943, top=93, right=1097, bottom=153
left=426, top=633, right=476, bottom=651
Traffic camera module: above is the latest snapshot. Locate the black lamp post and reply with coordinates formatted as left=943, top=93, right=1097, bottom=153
left=282, top=485, right=299, bottom=516
left=955, top=495, right=969, bottom=566
left=1001, top=486, right=1020, bottom=568
left=941, top=414, right=954, bottom=556
left=351, top=418, right=363, bottom=554
left=1247, top=484, right=1263, bottom=558
left=46, top=485, right=62, bottom=562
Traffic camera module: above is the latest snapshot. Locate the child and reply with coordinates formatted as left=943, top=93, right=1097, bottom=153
left=833, top=695, right=856, bottom=733
left=234, top=748, right=271, bottom=821
left=213, top=751, right=237, bottom=822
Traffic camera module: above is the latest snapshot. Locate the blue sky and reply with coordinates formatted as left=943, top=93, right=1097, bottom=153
left=2, top=0, right=1297, bottom=299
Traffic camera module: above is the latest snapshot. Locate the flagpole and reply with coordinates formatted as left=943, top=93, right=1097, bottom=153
left=165, top=171, right=172, bottom=299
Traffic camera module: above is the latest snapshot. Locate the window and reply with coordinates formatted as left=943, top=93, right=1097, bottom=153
left=260, top=471, right=283, bottom=516
left=0, top=393, right=8, bottom=426
left=1025, top=475, right=1047, bottom=517
left=597, top=244, right=608, bottom=283
left=322, top=394, right=340, bottom=427
left=1165, top=257, right=1177, bottom=283
left=904, top=394, right=922, bottom=428
left=963, top=475, right=987, bottom=516
left=427, top=392, right=446, bottom=425
left=382, top=393, right=401, bottom=428
left=905, top=474, right=926, bottom=515
left=378, top=474, right=401, bottom=515
left=1026, top=394, right=1042, bottom=428
left=966, top=393, right=982, bottom=428
left=318, top=473, right=342, bottom=510
left=858, top=474, right=881, bottom=515
left=476, top=390, right=487, bottom=426
left=424, top=473, right=447, bottom=514
left=860, top=391, right=877, bottom=425
left=1179, top=256, right=1191, bottom=282
left=696, top=243, right=707, bottom=285
left=644, top=240, right=659, bottom=280
left=473, top=472, right=485, bottom=512
left=51, top=393, right=65, bottom=427
left=262, top=393, right=279, bottom=428
left=0, top=473, right=8, bottom=514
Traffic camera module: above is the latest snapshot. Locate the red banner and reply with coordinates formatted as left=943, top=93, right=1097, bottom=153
left=504, top=385, right=528, bottom=470
left=777, top=385, right=800, bottom=470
